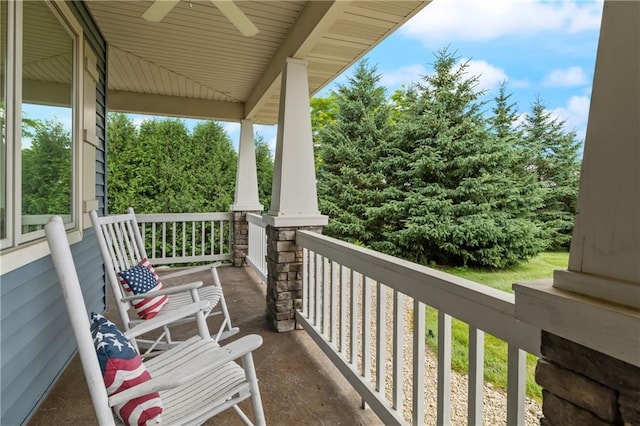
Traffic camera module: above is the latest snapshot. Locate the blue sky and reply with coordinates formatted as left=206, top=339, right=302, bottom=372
left=127, top=0, right=604, bottom=154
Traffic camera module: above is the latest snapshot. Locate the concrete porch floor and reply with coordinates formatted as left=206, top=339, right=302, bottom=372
left=28, top=265, right=382, bottom=425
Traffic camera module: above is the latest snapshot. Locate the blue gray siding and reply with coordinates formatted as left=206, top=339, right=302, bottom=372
left=0, top=2, right=107, bottom=424
left=0, top=231, right=105, bottom=425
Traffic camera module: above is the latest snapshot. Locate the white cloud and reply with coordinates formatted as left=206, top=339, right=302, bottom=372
left=460, top=59, right=508, bottom=92
left=380, top=60, right=508, bottom=92
left=514, top=112, right=529, bottom=129
left=402, top=0, right=603, bottom=45
left=380, top=64, right=428, bottom=88
left=542, top=66, right=589, bottom=87
left=550, top=95, right=591, bottom=140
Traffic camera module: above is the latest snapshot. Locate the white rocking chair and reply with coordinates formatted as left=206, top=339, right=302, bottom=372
left=90, top=208, right=238, bottom=353
left=45, top=216, right=266, bottom=426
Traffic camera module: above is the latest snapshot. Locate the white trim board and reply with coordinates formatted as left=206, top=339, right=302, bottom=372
left=554, top=269, right=640, bottom=310
left=514, top=279, right=640, bottom=367
left=1, top=230, right=82, bottom=275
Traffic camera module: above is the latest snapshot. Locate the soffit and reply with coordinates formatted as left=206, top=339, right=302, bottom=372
left=86, top=1, right=430, bottom=125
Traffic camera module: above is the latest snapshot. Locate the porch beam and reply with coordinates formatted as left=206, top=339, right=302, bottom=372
left=109, top=90, right=244, bottom=122
left=244, top=0, right=350, bottom=120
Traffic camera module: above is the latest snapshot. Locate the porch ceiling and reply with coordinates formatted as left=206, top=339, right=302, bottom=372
left=86, top=0, right=430, bottom=125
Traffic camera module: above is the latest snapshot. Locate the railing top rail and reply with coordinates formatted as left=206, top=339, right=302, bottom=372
left=246, top=213, right=266, bottom=227
left=135, top=212, right=232, bottom=222
left=297, top=230, right=541, bottom=355
left=297, top=230, right=512, bottom=306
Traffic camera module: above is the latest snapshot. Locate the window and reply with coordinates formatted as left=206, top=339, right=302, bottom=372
left=1, top=1, right=80, bottom=250
left=1, top=0, right=7, bottom=241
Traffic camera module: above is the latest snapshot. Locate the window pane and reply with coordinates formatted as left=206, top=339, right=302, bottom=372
left=1, top=1, right=7, bottom=240
left=21, top=1, right=74, bottom=234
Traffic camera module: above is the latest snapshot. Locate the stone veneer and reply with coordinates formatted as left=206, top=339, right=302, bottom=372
left=265, top=225, right=323, bottom=332
left=231, top=210, right=261, bottom=267
left=537, top=332, right=639, bottom=425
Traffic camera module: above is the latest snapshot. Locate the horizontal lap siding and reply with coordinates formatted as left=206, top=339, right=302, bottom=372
left=0, top=230, right=105, bottom=425
left=0, top=2, right=107, bottom=424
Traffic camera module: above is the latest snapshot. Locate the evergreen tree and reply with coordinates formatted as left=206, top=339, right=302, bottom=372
left=254, top=134, right=273, bottom=210
left=488, top=82, right=545, bottom=225
left=107, top=113, right=139, bottom=213
left=22, top=118, right=72, bottom=215
left=521, top=97, right=581, bottom=249
left=316, top=60, right=391, bottom=245
left=489, top=82, right=521, bottom=142
left=375, top=49, right=546, bottom=268
left=188, top=121, right=237, bottom=212
left=107, top=115, right=237, bottom=214
left=132, top=118, right=192, bottom=213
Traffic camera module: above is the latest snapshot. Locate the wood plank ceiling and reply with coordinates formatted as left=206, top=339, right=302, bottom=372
left=86, top=1, right=430, bottom=125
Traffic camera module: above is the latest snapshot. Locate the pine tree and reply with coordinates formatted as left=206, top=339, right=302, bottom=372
left=376, top=49, right=546, bottom=268
left=316, top=60, right=391, bottom=245
left=254, top=134, right=273, bottom=210
left=489, top=82, right=545, bottom=228
left=521, top=97, right=581, bottom=250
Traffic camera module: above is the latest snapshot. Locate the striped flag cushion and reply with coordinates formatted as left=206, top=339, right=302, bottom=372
left=118, top=258, right=168, bottom=319
left=91, top=313, right=163, bottom=425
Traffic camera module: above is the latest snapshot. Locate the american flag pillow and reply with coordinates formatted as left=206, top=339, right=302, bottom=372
left=118, top=258, right=168, bottom=319
left=90, top=313, right=163, bottom=425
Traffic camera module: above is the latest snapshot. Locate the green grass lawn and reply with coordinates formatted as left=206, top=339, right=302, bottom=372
left=425, top=252, right=569, bottom=401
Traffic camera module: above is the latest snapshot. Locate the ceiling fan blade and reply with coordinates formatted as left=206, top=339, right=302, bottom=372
left=211, top=0, right=259, bottom=37
left=142, top=0, right=180, bottom=22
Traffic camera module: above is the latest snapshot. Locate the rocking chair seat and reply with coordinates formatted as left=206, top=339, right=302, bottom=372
left=145, top=337, right=254, bottom=425
left=164, top=284, right=222, bottom=315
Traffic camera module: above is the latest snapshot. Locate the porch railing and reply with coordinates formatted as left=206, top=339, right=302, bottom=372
left=246, top=213, right=267, bottom=283
left=135, top=212, right=232, bottom=266
left=295, top=230, right=541, bottom=426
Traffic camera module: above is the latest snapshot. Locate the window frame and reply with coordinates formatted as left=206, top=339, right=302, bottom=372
left=1, top=0, right=84, bottom=255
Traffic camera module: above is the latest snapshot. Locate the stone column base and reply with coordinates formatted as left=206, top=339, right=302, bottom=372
left=265, top=224, right=323, bottom=332
left=537, top=332, right=639, bottom=425
left=231, top=210, right=261, bottom=267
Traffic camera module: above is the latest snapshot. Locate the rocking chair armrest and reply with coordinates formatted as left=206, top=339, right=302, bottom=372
left=108, top=334, right=264, bottom=407
left=120, top=281, right=204, bottom=302
left=158, top=262, right=221, bottom=281
left=122, top=300, right=211, bottom=339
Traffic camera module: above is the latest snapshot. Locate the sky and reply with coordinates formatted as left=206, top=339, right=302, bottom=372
left=126, top=0, right=605, bottom=155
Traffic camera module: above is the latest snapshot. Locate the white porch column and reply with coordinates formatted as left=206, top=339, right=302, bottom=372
left=232, top=119, right=262, bottom=212
left=514, top=2, right=640, bottom=424
left=265, top=58, right=327, bottom=332
left=231, top=119, right=263, bottom=266
left=265, top=58, right=328, bottom=228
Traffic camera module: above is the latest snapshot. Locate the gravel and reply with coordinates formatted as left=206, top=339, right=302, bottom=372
left=336, top=279, right=543, bottom=425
